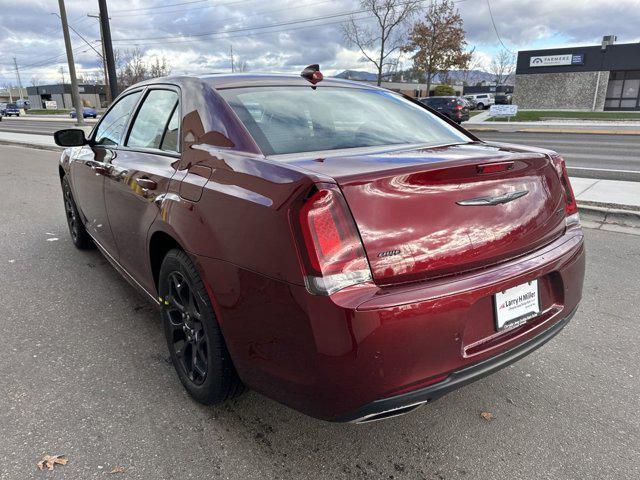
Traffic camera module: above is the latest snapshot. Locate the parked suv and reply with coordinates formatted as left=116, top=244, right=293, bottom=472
left=464, top=93, right=495, bottom=110
left=495, top=94, right=513, bottom=105
left=53, top=72, right=584, bottom=423
left=420, top=96, right=470, bottom=123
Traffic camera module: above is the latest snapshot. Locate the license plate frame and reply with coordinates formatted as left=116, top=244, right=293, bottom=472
left=494, top=280, right=540, bottom=331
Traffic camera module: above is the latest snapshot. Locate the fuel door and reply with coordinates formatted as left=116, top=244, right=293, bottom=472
left=178, top=164, right=213, bottom=202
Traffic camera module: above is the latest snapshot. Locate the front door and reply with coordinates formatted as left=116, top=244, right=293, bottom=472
left=105, top=88, right=181, bottom=292
left=70, top=90, right=143, bottom=256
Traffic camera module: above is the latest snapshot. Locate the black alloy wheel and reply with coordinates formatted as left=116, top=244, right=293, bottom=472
left=164, top=271, right=208, bottom=385
left=159, top=249, right=244, bottom=404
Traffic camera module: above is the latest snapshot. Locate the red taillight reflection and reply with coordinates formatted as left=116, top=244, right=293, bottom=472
left=551, top=155, right=578, bottom=217
left=295, top=186, right=372, bottom=294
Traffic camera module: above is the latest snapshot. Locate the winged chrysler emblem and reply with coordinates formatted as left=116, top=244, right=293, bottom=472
left=456, top=190, right=529, bottom=206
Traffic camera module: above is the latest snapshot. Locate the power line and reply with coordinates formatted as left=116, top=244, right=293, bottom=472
left=112, top=14, right=374, bottom=48
left=485, top=0, right=514, bottom=54
left=111, top=0, right=211, bottom=13
left=111, top=7, right=377, bottom=42
left=109, top=0, right=257, bottom=17
left=110, top=0, right=464, bottom=43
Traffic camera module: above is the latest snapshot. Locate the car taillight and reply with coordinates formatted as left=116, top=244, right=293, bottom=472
left=551, top=155, right=579, bottom=226
left=454, top=105, right=463, bottom=110
left=293, top=185, right=372, bottom=295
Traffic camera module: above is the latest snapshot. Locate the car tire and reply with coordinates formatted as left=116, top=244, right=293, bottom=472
left=476, top=103, right=485, bottom=110
left=159, top=249, right=244, bottom=405
left=61, top=176, right=94, bottom=249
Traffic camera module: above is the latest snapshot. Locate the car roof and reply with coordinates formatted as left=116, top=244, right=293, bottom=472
left=136, top=73, right=387, bottom=91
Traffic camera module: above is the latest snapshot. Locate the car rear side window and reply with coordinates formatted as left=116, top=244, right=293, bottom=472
left=127, top=89, right=179, bottom=151
left=219, top=86, right=470, bottom=156
left=94, top=91, right=142, bottom=146
left=160, top=106, right=180, bottom=152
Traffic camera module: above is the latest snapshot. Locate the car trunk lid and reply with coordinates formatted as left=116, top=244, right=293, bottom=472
left=288, top=143, right=566, bottom=285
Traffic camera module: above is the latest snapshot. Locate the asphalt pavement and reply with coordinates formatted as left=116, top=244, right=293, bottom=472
left=475, top=131, right=640, bottom=181
left=0, top=117, right=95, bottom=136
left=0, top=144, right=639, bottom=480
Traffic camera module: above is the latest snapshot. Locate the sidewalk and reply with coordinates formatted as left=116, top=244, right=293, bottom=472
left=0, top=131, right=638, bottom=223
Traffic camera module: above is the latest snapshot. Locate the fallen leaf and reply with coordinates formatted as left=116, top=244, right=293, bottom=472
left=37, top=454, right=68, bottom=471
left=480, top=411, right=494, bottom=421
left=109, top=466, right=125, bottom=474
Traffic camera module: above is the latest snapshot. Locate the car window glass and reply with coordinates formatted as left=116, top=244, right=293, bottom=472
left=160, top=106, right=180, bottom=152
left=128, top=90, right=179, bottom=150
left=94, top=91, right=142, bottom=146
left=220, top=86, right=470, bottom=156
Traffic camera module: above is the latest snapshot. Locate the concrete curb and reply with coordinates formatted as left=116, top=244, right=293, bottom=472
left=0, top=139, right=62, bottom=152
left=578, top=204, right=640, bottom=235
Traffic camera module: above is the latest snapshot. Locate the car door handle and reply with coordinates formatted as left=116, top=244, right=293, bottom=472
left=136, top=178, right=157, bottom=190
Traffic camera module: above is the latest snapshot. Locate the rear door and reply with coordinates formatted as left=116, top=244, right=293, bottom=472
left=104, top=87, right=181, bottom=291
left=70, top=90, right=143, bottom=256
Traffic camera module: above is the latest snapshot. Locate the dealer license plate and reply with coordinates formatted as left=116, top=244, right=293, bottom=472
left=494, top=280, right=540, bottom=331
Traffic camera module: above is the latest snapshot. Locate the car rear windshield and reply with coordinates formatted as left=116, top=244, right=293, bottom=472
left=218, top=86, right=470, bottom=156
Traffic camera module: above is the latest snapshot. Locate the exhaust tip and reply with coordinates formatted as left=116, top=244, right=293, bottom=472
left=354, top=401, right=427, bottom=424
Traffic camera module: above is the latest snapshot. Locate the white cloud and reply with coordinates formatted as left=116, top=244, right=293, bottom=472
left=1, top=0, right=639, bottom=86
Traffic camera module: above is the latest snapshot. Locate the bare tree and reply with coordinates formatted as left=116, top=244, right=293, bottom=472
left=342, top=0, right=420, bottom=86
left=489, top=50, right=515, bottom=85
left=403, top=0, right=471, bottom=95
left=30, top=76, right=41, bottom=87
left=148, top=55, right=172, bottom=78
left=459, top=48, right=485, bottom=86
left=114, top=49, right=172, bottom=90
left=236, top=59, right=249, bottom=72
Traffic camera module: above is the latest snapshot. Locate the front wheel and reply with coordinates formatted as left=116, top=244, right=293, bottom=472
left=159, top=249, right=244, bottom=405
left=476, top=103, right=485, bottom=110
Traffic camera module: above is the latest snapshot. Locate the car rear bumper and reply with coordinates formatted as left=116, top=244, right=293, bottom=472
left=197, top=227, right=585, bottom=421
left=337, top=306, right=575, bottom=423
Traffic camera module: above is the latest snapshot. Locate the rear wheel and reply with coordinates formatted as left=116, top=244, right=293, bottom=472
left=476, top=102, right=485, bottom=110
left=159, top=249, right=244, bottom=405
left=61, top=176, right=94, bottom=249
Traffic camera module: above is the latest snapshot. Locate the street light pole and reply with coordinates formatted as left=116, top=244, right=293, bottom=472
left=98, top=0, right=118, bottom=100
left=57, top=0, right=85, bottom=126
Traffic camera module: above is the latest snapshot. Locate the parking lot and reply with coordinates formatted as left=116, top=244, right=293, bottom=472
left=0, top=144, right=638, bottom=479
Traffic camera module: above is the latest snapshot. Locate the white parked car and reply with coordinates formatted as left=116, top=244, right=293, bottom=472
left=464, top=93, right=495, bottom=110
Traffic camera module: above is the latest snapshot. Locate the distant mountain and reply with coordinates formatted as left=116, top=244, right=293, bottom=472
left=334, top=69, right=511, bottom=86
left=334, top=70, right=380, bottom=81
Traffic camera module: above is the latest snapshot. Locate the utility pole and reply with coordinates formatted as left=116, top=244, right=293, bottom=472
left=57, top=0, right=85, bottom=126
left=13, top=57, right=24, bottom=100
left=98, top=0, right=118, bottom=100
left=230, top=45, right=234, bottom=73
left=59, top=66, right=66, bottom=108
left=88, top=13, right=111, bottom=104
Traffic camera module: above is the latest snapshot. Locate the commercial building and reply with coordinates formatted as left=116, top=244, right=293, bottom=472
left=26, top=83, right=106, bottom=110
left=513, top=36, right=640, bottom=111
left=358, top=80, right=463, bottom=98
left=463, top=85, right=513, bottom=95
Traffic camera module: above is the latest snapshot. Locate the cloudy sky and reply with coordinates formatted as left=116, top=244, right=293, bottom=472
left=1, top=0, right=640, bottom=86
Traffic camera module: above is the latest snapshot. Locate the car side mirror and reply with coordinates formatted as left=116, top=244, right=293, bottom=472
left=54, top=128, right=88, bottom=147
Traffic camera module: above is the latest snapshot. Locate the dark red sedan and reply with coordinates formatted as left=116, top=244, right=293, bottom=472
left=54, top=69, right=584, bottom=423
